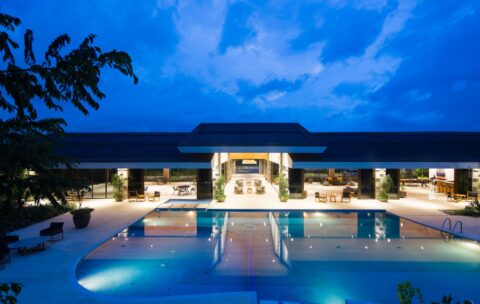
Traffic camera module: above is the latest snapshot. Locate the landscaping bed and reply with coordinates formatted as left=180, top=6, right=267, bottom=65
left=443, top=209, right=480, bottom=217
left=0, top=205, right=74, bottom=232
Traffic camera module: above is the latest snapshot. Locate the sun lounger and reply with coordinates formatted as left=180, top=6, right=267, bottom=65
left=40, top=222, right=64, bottom=241
left=128, top=191, right=138, bottom=202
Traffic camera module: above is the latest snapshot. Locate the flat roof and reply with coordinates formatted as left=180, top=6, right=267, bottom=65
left=54, top=124, right=480, bottom=168
left=290, top=132, right=480, bottom=168
left=54, top=132, right=213, bottom=169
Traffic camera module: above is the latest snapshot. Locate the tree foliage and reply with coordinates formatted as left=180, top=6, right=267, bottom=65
left=0, top=282, right=22, bottom=304
left=0, top=12, right=137, bottom=212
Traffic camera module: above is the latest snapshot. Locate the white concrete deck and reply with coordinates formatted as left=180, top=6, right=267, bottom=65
left=2, top=177, right=480, bottom=303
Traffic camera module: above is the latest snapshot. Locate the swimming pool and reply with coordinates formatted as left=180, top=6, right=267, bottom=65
left=76, top=210, right=480, bottom=303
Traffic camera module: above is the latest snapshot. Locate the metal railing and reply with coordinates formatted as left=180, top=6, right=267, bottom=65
left=441, top=217, right=452, bottom=232
left=440, top=217, right=464, bottom=242
left=452, top=220, right=463, bottom=234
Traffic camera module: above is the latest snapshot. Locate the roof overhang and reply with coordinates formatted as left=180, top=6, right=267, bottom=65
left=178, top=145, right=327, bottom=153
left=293, top=161, right=480, bottom=169
left=70, top=161, right=212, bottom=169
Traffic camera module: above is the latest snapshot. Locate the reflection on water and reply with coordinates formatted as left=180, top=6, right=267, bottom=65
left=77, top=211, right=480, bottom=303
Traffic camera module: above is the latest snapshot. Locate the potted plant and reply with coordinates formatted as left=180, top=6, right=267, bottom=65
left=278, top=174, right=289, bottom=202
left=378, top=174, right=393, bottom=202
left=111, top=173, right=124, bottom=202
left=215, top=174, right=226, bottom=202
left=71, top=207, right=95, bottom=229
left=399, top=183, right=407, bottom=198
left=305, top=172, right=314, bottom=184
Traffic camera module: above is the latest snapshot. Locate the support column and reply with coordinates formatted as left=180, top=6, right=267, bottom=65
left=358, top=169, right=375, bottom=199
left=266, top=160, right=272, bottom=183
left=454, top=169, right=472, bottom=195
left=288, top=168, right=304, bottom=199
left=197, top=169, right=213, bottom=200
left=128, top=169, right=145, bottom=194
left=472, top=169, right=479, bottom=193
left=386, top=169, right=400, bottom=199
left=162, top=168, right=170, bottom=183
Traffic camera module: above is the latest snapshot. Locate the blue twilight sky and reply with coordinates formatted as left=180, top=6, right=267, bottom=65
left=2, top=0, right=480, bottom=132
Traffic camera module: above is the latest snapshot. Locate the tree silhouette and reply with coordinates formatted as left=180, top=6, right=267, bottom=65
left=0, top=12, right=137, bottom=211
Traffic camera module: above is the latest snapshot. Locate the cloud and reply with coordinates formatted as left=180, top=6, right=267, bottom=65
left=3, top=0, right=480, bottom=131
left=163, top=0, right=324, bottom=96
left=159, top=0, right=416, bottom=119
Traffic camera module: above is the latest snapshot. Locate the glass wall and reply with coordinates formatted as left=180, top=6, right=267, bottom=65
left=53, top=169, right=116, bottom=199
left=170, top=169, right=196, bottom=182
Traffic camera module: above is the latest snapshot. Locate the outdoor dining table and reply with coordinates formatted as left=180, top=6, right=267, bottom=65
left=177, top=185, right=191, bottom=195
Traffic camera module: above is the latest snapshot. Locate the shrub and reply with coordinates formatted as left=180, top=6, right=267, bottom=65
left=214, top=175, right=226, bottom=202
left=278, top=174, right=289, bottom=202
left=0, top=205, right=74, bottom=232
left=111, top=173, right=124, bottom=202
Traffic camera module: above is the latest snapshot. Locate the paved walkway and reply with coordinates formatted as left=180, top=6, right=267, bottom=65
left=2, top=185, right=480, bottom=303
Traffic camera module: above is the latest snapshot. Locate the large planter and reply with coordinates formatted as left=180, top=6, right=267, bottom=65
left=71, top=208, right=94, bottom=229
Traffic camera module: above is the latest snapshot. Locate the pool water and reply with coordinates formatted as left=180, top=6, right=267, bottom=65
left=76, top=210, right=480, bottom=303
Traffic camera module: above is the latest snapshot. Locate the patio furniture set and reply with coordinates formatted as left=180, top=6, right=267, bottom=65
left=314, top=187, right=357, bottom=203
left=1, top=222, right=64, bottom=268
left=173, top=184, right=196, bottom=196
left=128, top=187, right=161, bottom=202
left=447, top=191, right=477, bottom=203
left=400, top=178, right=430, bottom=187
left=234, top=179, right=265, bottom=194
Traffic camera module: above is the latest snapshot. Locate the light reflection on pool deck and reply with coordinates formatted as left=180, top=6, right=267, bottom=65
left=76, top=211, right=480, bottom=303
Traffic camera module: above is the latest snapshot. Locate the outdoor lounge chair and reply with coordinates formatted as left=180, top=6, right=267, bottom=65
left=316, top=193, right=327, bottom=203
left=235, top=186, right=244, bottom=194
left=136, top=193, right=146, bottom=202
left=341, top=191, right=351, bottom=203
left=447, top=192, right=458, bottom=202
left=467, top=191, right=478, bottom=202
left=128, top=191, right=138, bottom=202
left=256, top=186, right=265, bottom=194
left=40, top=222, right=64, bottom=241
left=302, top=191, right=308, bottom=199
left=149, top=191, right=161, bottom=201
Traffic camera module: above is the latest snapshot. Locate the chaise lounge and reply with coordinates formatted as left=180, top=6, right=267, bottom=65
left=341, top=191, right=351, bottom=203
left=235, top=186, right=244, bottom=194
left=40, top=222, right=64, bottom=241
left=256, top=186, right=265, bottom=194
